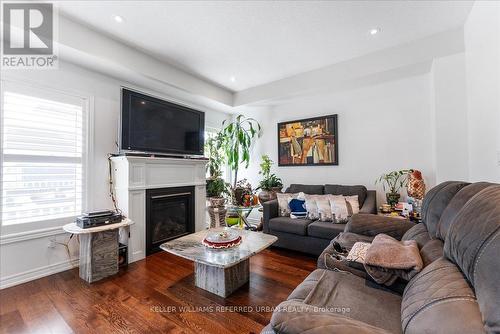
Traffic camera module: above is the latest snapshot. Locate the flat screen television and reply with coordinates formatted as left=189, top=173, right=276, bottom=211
left=120, top=88, right=205, bottom=156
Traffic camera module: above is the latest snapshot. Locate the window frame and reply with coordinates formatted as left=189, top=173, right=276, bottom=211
left=0, top=79, right=93, bottom=236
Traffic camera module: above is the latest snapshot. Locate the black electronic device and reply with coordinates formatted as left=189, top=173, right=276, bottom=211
left=76, top=211, right=123, bottom=229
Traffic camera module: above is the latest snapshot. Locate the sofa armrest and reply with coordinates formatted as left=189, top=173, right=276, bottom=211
left=263, top=199, right=279, bottom=233
left=345, top=214, right=415, bottom=240
left=359, top=190, right=377, bottom=214
left=270, top=301, right=390, bottom=334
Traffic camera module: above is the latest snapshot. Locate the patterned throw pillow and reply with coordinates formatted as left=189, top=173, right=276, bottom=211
left=346, top=242, right=371, bottom=263
left=344, top=195, right=360, bottom=215
left=330, top=195, right=350, bottom=223
left=276, top=193, right=297, bottom=217
left=304, top=194, right=321, bottom=220
left=316, top=196, right=334, bottom=222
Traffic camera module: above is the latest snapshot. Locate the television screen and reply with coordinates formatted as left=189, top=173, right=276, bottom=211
left=120, top=89, right=205, bottom=155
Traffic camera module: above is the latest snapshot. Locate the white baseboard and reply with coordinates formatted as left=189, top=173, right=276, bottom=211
left=0, top=258, right=79, bottom=290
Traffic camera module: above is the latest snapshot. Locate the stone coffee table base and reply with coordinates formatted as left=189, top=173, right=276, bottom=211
left=160, top=228, right=277, bottom=298
left=195, top=259, right=249, bottom=297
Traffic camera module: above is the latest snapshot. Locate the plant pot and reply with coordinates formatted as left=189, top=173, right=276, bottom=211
left=207, top=205, right=227, bottom=228
left=258, top=186, right=283, bottom=204
left=386, top=192, right=401, bottom=207
left=208, top=197, right=226, bottom=207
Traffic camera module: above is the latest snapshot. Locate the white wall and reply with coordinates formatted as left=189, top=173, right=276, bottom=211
left=240, top=74, right=436, bottom=206
left=431, top=53, right=469, bottom=183
left=0, top=61, right=230, bottom=288
left=464, top=1, right=500, bottom=182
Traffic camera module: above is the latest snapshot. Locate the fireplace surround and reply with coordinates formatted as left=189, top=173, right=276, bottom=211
left=111, top=155, right=207, bottom=263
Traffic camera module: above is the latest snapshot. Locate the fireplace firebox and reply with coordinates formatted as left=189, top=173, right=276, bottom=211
left=145, top=186, right=195, bottom=255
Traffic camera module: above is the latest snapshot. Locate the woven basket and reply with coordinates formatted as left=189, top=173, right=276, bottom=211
left=208, top=206, right=227, bottom=228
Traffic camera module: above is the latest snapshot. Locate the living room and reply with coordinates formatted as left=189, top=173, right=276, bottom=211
left=0, top=1, right=499, bottom=333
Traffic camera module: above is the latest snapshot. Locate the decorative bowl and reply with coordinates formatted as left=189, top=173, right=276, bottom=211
left=203, top=228, right=242, bottom=249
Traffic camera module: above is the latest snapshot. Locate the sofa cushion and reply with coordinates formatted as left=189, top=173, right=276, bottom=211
left=333, top=232, right=375, bottom=250
left=418, top=239, right=443, bottom=267
left=444, top=185, right=500, bottom=333
left=270, top=300, right=391, bottom=334
left=325, top=184, right=367, bottom=206
left=286, top=184, right=324, bottom=195
left=401, top=223, right=431, bottom=248
left=436, top=182, right=493, bottom=240
left=268, top=217, right=313, bottom=236
left=307, top=221, right=345, bottom=239
left=276, top=269, right=402, bottom=333
left=401, top=258, right=484, bottom=334
left=421, top=181, right=469, bottom=238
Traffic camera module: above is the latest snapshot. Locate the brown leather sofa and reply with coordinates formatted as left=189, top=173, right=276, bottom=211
left=263, top=184, right=377, bottom=255
left=262, top=181, right=500, bottom=333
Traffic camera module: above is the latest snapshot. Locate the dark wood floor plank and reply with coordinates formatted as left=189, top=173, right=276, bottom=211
left=0, top=248, right=315, bottom=334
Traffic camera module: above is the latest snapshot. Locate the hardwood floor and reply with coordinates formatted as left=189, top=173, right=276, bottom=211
left=0, top=248, right=316, bottom=334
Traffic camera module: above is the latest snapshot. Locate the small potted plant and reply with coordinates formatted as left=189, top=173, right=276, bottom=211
left=257, top=155, right=283, bottom=203
left=376, top=169, right=413, bottom=207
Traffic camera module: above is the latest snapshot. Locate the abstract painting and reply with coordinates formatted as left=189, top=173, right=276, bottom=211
left=278, top=115, right=338, bottom=166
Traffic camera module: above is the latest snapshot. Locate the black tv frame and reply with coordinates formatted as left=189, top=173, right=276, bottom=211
left=120, top=88, right=205, bottom=157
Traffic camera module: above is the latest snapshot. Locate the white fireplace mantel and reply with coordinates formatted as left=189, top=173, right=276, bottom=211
left=111, top=155, right=208, bottom=263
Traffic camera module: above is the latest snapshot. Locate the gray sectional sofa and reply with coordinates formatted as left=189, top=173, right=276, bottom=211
left=262, top=181, right=500, bottom=334
left=262, top=184, right=377, bottom=256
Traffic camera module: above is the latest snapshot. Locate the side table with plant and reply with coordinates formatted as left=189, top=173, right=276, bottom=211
left=376, top=169, right=413, bottom=207
left=257, top=154, right=283, bottom=203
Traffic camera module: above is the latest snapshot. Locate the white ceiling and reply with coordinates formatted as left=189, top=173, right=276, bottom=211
left=59, top=1, right=473, bottom=92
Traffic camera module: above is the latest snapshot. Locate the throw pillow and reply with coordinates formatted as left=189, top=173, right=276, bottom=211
left=344, top=195, right=360, bottom=215
left=346, top=242, right=371, bottom=263
left=276, top=193, right=297, bottom=217
left=289, top=198, right=307, bottom=219
left=330, top=195, right=349, bottom=223
left=316, top=196, right=333, bottom=222
left=304, top=194, right=321, bottom=220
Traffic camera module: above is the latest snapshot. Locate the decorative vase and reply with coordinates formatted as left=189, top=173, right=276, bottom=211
left=386, top=192, right=400, bottom=207
left=407, top=170, right=426, bottom=200
left=209, top=197, right=226, bottom=207
left=207, top=197, right=227, bottom=228
left=208, top=206, right=227, bottom=228
left=258, top=187, right=283, bottom=204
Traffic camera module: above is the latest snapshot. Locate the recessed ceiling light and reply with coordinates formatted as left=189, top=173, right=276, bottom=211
left=140, top=101, right=146, bottom=105
left=230, top=76, right=236, bottom=83
left=113, top=15, right=124, bottom=23
left=370, top=28, right=380, bottom=35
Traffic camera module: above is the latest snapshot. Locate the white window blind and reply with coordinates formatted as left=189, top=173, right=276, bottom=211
left=1, top=83, right=87, bottom=225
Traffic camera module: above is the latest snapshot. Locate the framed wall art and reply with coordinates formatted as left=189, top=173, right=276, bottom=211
left=277, top=114, right=338, bottom=166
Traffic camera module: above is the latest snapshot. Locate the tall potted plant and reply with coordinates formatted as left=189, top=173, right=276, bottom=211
left=376, top=169, right=413, bottom=207
left=257, top=155, right=283, bottom=203
left=205, top=136, right=227, bottom=207
left=217, top=115, right=261, bottom=203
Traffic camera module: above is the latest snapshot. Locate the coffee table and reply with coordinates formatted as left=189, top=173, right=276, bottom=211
left=160, top=228, right=277, bottom=297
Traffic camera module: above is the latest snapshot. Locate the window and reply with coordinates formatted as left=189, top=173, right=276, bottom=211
left=204, top=129, right=228, bottom=182
left=1, top=82, right=87, bottom=226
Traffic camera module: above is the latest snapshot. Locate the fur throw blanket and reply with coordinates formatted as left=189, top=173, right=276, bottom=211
left=364, top=234, right=423, bottom=286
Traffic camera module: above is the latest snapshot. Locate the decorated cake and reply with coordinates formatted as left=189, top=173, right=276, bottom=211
left=202, top=229, right=242, bottom=249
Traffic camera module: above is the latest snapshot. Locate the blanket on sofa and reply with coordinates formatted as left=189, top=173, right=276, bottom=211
left=364, top=234, right=423, bottom=286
